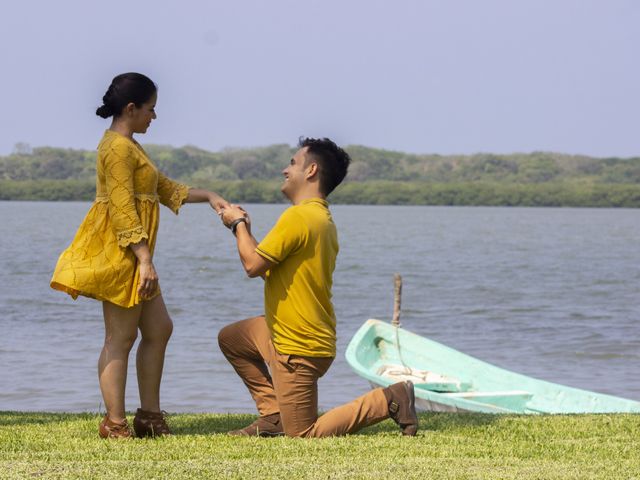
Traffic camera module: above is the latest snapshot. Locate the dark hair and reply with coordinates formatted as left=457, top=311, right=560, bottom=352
left=298, top=137, right=351, bottom=196
left=96, top=72, right=157, bottom=119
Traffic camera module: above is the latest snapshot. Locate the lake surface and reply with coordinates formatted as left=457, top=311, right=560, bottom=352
left=0, top=201, right=638, bottom=413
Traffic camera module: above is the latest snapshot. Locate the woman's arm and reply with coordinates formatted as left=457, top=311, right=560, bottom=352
left=105, top=141, right=149, bottom=247
left=130, top=240, right=158, bottom=299
left=105, top=140, right=158, bottom=300
left=184, top=188, right=230, bottom=214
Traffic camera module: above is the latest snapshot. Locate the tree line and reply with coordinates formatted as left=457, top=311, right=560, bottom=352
left=1, top=143, right=639, bottom=206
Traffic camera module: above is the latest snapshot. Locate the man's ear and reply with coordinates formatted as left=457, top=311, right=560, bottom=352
left=305, top=162, right=319, bottom=180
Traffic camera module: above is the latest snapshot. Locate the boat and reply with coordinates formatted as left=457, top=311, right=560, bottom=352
left=345, top=276, right=640, bottom=414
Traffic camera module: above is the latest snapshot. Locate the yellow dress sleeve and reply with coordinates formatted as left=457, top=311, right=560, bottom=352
left=105, top=140, right=149, bottom=248
left=157, top=171, right=190, bottom=214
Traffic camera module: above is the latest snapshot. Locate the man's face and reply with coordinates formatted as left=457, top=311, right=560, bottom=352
left=281, top=147, right=309, bottom=200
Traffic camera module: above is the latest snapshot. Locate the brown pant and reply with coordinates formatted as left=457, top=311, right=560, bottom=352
left=218, top=316, right=389, bottom=437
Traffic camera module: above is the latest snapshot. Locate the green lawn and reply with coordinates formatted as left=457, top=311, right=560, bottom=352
left=1, top=411, right=638, bottom=479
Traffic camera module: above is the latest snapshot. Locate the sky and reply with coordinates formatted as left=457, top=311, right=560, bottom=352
left=0, top=0, right=638, bottom=157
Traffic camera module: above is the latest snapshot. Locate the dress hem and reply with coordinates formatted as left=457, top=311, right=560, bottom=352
left=50, top=281, right=159, bottom=308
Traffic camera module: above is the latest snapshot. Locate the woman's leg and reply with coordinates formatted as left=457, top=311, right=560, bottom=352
left=136, top=294, right=173, bottom=412
left=99, top=301, right=142, bottom=423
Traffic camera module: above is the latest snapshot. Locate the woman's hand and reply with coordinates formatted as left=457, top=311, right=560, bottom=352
left=138, top=260, right=159, bottom=299
left=209, top=193, right=230, bottom=215
left=130, top=240, right=157, bottom=299
left=183, top=188, right=230, bottom=217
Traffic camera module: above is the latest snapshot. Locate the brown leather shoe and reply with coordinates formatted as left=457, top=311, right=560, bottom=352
left=133, top=408, right=172, bottom=438
left=228, top=413, right=284, bottom=437
left=99, top=415, right=133, bottom=439
left=383, top=381, right=419, bottom=436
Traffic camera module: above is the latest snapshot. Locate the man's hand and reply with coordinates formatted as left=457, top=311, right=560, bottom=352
left=221, top=204, right=249, bottom=229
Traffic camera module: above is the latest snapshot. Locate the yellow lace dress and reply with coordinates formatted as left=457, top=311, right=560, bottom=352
left=50, top=130, right=190, bottom=308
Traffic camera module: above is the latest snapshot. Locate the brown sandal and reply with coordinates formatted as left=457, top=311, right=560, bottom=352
left=133, top=408, right=172, bottom=438
left=99, top=415, right=133, bottom=439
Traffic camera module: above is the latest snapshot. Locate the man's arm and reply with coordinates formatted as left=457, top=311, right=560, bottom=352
left=221, top=205, right=273, bottom=278
left=234, top=221, right=273, bottom=278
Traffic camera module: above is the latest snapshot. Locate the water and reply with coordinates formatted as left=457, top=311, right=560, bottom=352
left=0, top=202, right=638, bottom=413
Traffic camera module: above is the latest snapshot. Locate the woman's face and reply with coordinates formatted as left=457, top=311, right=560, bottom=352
left=130, top=92, right=157, bottom=134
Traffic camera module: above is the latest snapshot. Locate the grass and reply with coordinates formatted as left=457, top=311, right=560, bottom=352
left=1, top=411, right=639, bottom=479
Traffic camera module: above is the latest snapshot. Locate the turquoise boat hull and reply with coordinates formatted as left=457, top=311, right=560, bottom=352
left=345, top=319, right=640, bottom=414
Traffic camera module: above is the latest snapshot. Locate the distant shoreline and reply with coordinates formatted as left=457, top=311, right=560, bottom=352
left=2, top=143, right=638, bottom=207
left=1, top=179, right=638, bottom=207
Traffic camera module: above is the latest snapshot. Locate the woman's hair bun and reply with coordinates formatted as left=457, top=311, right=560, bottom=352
left=96, top=104, right=114, bottom=119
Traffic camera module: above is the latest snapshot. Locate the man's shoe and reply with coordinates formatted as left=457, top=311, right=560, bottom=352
left=383, top=381, right=419, bottom=436
left=99, top=415, right=133, bottom=439
left=133, top=408, right=172, bottom=438
left=228, top=413, right=284, bottom=437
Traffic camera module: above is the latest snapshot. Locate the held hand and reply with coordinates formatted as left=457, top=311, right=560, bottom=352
left=138, top=261, right=159, bottom=299
left=209, top=193, right=231, bottom=215
left=221, top=204, right=248, bottom=228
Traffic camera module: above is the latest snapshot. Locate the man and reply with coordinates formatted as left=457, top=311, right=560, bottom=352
left=218, top=137, right=418, bottom=438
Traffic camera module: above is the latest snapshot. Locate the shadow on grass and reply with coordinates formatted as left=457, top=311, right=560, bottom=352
left=0, top=411, right=255, bottom=435
left=0, top=411, right=507, bottom=436
left=357, top=412, right=504, bottom=436
left=168, top=413, right=258, bottom=435
left=422, top=412, right=505, bottom=431
left=0, top=411, right=97, bottom=427
left=170, top=411, right=505, bottom=437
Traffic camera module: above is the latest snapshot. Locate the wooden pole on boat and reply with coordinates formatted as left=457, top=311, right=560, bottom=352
left=392, top=273, right=402, bottom=327
left=392, top=273, right=410, bottom=370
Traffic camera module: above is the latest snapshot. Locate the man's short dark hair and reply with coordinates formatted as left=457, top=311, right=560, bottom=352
left=298, top=137, right=350, bottom=196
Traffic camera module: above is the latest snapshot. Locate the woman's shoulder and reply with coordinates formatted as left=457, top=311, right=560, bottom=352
left=98, top=131, right=137, bottom=159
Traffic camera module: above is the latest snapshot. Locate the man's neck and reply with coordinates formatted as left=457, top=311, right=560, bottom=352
left=289, top=190, right=326, bottom=206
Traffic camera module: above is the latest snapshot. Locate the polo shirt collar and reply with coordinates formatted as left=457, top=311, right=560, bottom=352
left=299, top=198, right=328, bottom=207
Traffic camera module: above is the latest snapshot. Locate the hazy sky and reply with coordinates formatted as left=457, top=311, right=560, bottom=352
left=1, top=0, right=638, bottom=157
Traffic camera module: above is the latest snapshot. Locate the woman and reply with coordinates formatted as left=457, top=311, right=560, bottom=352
left=51, top=72, right=228, bottom=438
